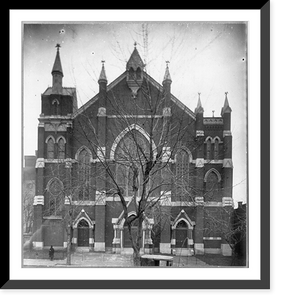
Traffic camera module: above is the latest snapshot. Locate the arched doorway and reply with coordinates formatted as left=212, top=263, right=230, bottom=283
left=175, top=220, right=188, bottom=249
left=77, top=219, right=89, bottom=247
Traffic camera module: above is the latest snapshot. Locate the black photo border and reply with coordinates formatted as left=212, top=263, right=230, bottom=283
left=5, top=2, right=270, bottom=289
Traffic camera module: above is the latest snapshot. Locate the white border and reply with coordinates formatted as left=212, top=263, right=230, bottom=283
left=10, top=9, right=260, bottom=281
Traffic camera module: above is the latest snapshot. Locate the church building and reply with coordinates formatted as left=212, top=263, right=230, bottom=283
left=32, top=43, right=234, bottom=256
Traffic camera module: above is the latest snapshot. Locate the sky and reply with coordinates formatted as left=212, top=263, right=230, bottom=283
left=23, top=22, right=247, bottom=205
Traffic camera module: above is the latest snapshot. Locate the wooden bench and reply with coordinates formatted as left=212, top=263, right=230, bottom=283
left=141, top=254, right=173, bottom=266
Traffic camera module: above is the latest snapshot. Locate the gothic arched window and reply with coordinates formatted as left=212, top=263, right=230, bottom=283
left=115, top=131, right=149, bottom=197
left=214, top=138, right=219, bottom=160
left=175, top=149, right=190, bottom=199
left=46, top=178, right=63, bottom=216
left=205, top=171, right=221, bottom=202
left=46, top=137, right=55, bottom=159
left=129, top=67, right=135, bottom=80
left=136, top=67, right=142, bottom=80
left=206, top=137, right=212, bottom=161
left=57, top=137, right=65, bottom=159
left=78, top=149, right=91, bottom=201
left=52, top=99, right=59, bottom=115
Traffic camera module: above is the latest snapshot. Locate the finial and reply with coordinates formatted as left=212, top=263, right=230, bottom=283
left=198, top=92, right=201, bottom=98
left=98, top=60, right=107, bottom=83
left=134, top=41, right=137, bottom=48
left=212, top=110, right=215, bottom=117
left=55, top=43, right=61, bottom=51
left=166, top=60, right=170, bottom=67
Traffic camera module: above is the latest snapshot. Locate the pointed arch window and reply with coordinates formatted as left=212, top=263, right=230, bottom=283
left=129, top=67, right=135, bottom=80
left=136, top=67, right=142, bottom=80
left=46, top=178, right=63, bottom=216
left=46, top=137, right=55, bottom=159
left=52, top=99, right=60, bottom=115
left=78, top=149, right=91, bottom=201
left=175, top=149, right=190, bottom=199
left=57, top=137, right=65, bottom=159
left=214, top=138, right=219, bottom=160
left=205, top=170, right=221, bottom=202
left=206, top=138, right=212, bottom=161
left=115, top=130, right=149, bottom=197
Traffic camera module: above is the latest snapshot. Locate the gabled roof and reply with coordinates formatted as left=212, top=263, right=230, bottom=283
left=72, top=71, right=196, bottom=120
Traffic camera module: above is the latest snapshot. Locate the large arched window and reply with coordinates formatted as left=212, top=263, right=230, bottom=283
left=205, top=170, right=221, bottom=202
left=78, top=148, right=91, bottom=201
left=46, top=136, right=55, bottom=159
left=175, top=149, right=190, bottom=199
left=46, top=178, right=63, bottom=216
left=115, top=130, right=149, bottom=197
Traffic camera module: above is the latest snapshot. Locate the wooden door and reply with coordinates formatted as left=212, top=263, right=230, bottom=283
left=77, top=219, right=89, bottom=247
left=175, top=220, right=188, bottom=248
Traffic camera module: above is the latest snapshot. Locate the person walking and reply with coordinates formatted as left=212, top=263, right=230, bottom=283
left=49, top=245, right=55, bottom=261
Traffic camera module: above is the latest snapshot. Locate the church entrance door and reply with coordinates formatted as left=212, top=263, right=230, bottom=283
left=77, top=219, right=89, bottom=247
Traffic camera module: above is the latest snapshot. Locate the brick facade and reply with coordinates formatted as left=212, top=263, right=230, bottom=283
left=32, top=45, right=234, bottom=256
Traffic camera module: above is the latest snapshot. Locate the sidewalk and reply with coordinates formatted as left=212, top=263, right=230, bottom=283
left=23, top=252, right=208, bottom=268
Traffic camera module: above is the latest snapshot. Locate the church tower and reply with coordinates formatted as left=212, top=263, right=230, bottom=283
left=32, top=45, right=77, bottom=249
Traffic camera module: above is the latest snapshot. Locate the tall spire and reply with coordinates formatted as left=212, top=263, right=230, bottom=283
left=195, top=92, right=204, bottom=114
left=98, top=60, right=107, bottom=84
left=221, top=92, right=232, bottom=115
left=51, top=44, right=63, bottom=94
left=162, top=61, right=172, bottom=84
left=52, top=44, right=63, bottom=76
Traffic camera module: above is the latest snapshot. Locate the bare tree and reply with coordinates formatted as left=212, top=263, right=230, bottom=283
left=71, top=58, right=204, bottom=266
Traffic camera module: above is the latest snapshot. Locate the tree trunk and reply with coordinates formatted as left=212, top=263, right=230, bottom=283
left=133, top=248, right=141, bottom=266
left=66, top=226, right=72, bottom=265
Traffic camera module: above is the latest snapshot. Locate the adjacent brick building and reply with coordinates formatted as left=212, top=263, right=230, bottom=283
left=31, top=44, right=234, bottom=256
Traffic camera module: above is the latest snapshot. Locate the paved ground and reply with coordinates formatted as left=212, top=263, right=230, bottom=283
left=23, top=252, right=208, bottom=268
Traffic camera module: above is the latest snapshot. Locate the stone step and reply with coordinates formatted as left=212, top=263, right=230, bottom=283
left=75, top=247, right=90, bottom=252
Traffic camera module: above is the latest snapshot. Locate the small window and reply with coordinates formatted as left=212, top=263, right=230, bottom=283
left=214, top=138, right=219, bottom=160
left=206, top=138, right=212, bottom=161
left=47, top=137, right=55, bottom=159
left=57, top=137, right=65, bottom=159
left=52, top=99, right=59, bottom=115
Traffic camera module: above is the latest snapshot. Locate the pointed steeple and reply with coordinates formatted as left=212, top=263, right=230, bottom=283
left=221, top=92, right=232, bottom=116
left=52, top=44, right=63, bottom=76
left=195, top=92, right=204, bottom=114
left=51, top=44, right=63, bottom=94
left=126, top=43, right=145, bottom=71
left=98, top=60, right=107, bottom=84
left=162, top=61, right=172, bottom=84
